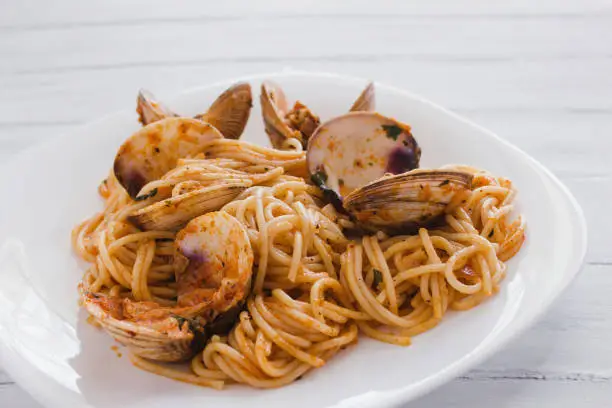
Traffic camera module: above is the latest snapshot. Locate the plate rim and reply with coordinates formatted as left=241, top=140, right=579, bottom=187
left=0, top=70, right=588, bottom=408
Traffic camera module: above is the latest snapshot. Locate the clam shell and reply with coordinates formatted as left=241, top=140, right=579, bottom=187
left=82, top=292, right=198, bottom=362
left=307, top=112, right=421, bottom=198
left=114, top=117, right=223, bottom=198
left=196, top=82, right=252, bottom=140
left=349, top=82, right=375, bottom=112
left=136, top=89, right=179, bottom=126
left=343, top=170, right=473, bottom=233
left=129, top=180, right=251, bottom=231
left=260, top=81, right=302, bottom=149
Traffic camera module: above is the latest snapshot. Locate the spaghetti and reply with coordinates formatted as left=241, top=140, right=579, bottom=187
left=74, top=140, right=525, bottom=390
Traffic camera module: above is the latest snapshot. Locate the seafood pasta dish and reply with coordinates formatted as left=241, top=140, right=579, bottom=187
left=73, top=81, right=526, bottom=389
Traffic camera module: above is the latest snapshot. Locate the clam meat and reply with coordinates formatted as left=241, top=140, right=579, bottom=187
left=260, top=81, right=375, bottom=150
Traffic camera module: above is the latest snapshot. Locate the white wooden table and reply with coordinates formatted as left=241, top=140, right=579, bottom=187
left=1, top=1, right=611, bottom=406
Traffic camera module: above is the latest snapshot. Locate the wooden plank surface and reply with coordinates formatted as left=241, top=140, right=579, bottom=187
left=1, top=0, right=610, bottom=406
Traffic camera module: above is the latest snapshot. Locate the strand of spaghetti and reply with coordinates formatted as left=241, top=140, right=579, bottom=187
left=253, top=299, right=313, bottom=348
left=98, top=229, right=130, bottom=287
left=313, top=236, right=336, bottom=279
left=205, top=341, right=264, bottom=378
left=346, top=244, right=434, bottom=328
left=419, top=228, right=444, bottom=318
left=288, top=231, right=303, bottom=282
left=365, top=236, right=398, bottom=314
left=108, top=231, right=175, bottom=253
left=292, top=201, right=312, bottom=257
left=130, top=354, right=224, bottom=389
left=190, top=353, right=231, bottom=381
left=444, top=246, right=482, bottom=294
left=271, top=299, right=339, bottom=337
left=254, top=190, right=271, bottom=293
left=249, top=297, right=326, bottom=367
left=131, top=240, right=155, bottom=301
left=392, top=264, right=446, bottom=286
left=356, top=321, right=411, bottom=346
left=254, top=333, right=303, bottom=378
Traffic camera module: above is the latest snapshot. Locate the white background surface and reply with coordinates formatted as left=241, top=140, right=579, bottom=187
left=0, top=1, right=610, bottom=407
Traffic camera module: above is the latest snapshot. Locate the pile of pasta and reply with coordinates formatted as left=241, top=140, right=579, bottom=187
left=74, top=141, right=525, bottom=389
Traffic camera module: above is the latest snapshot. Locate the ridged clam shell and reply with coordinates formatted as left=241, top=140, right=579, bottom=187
left=129, top=180, right=251, bottom=231
left=343, top=170, right=473, bottom=232
left=349, top=82, right=375, bottom=112
left=136, top=89, right=179, bottom=126
left=196, top=82, right=252, bottom=140
left=260, top=81, right=302, bottom=149
left=82, top=293, right=197, bottom=362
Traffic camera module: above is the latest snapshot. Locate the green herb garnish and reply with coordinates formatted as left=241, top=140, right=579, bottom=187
left=381, top=124, right=403, bottom=141
left=372, top=269, right=383, bottom=288
left=310, top=170, right=328, bottom=187
left=134, top=188, right=158, bottom=201
left=171, top=314, right=188, bottom=328
left=439, top=179, right=450, bottom=187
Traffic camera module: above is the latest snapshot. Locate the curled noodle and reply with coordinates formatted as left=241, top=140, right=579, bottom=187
left=73, top=142, right=525, bottom=389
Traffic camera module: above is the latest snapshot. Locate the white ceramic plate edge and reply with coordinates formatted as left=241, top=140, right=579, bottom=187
left=0, top=71, right=588, bottom=408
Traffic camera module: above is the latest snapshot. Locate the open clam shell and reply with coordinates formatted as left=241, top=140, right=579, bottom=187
left=195, top=82, right=253, bottom=140
left=114, top=117, right=223, bottom=198
left=343, top=170, right=473, bottom=233
left=349, top=82, right=375, bottom=112
left=307, top=112, right=421, bottom=199
left=260, top=81, right=376, bottom=150
left=260, top=81, right=304, bottom=149
left=137, top=89, right=179, bottom=126
left=137, top=83, right=253, bottom=140
left=82, top=292, right=202, bottom=362
left=128, top=180, right=251, bottom=231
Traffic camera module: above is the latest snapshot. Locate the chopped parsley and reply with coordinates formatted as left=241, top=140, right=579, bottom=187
left=310, top=170, right=328, bottom=187
left=372, top=268, right=383, bottom=288
left=381, top=124, right=403, bottom=141
left=134, top=188, right=158, bottom=201
left=171, top=314, right=188, bottom=328
left=438, top=179, right=450, bottom=187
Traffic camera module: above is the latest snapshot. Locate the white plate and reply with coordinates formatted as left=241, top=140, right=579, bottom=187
left=0, top=72, right=587, bottom=408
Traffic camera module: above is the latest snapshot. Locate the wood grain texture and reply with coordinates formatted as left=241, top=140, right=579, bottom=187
left=1, top=0, right=610, bottom=406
